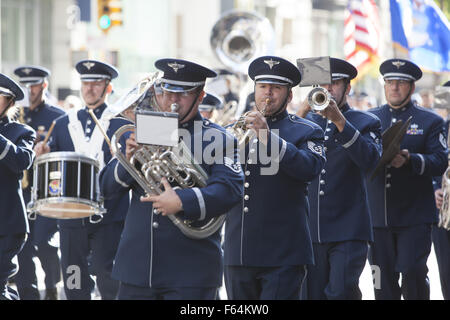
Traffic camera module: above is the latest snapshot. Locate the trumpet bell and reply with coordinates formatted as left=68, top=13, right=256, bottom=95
left=308, top=87, right=332, bottom=111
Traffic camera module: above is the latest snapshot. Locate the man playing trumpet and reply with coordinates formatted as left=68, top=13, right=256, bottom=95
left=223, top=56, right=326, bottom=300
left=300, top=58, right=382, bottom=300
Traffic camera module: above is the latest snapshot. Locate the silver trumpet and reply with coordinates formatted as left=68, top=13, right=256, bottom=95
left=227, top=98, right=269, bottom=148
left=109, top=76, right=226, bottom=239
left=308, top=86, right=334, bottom=111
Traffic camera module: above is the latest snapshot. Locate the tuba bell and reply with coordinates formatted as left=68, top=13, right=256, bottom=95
left=210, top=10, right=275, bottom=118
left=210, top=10, right=275, bottom=74
left=110, top=75, right=226, bottom=239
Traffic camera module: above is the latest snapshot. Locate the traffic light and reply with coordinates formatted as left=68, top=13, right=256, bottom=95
left=97, top=0, right=123, bottom=34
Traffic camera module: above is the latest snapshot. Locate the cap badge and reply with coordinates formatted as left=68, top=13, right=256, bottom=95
left=392, top=61, right=405, bottom=69
left=264, top=59, right=280, bottom=70
left=168, top=62, right=185, bottom=73
left=22, top=68, right=32, bottom=75
left=83, top=62, right=96, bottom=70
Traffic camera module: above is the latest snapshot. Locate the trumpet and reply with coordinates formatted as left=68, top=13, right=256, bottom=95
left=308, top=86, right=334, bottom=111
left=227, top=98, right=269, bottom=148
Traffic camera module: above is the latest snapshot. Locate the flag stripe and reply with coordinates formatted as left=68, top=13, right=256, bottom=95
left=344, top=0, right=381, bottom=76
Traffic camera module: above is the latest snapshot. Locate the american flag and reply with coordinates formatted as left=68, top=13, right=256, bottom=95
left=344, top=0, right=381, bottom=77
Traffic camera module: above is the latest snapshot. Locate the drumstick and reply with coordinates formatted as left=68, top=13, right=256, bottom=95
left=42, top=121, right=56, bottom=145
left=88, top=109, right=112, bottom=149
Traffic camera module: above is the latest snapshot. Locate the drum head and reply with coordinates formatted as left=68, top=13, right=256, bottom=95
left=34, top=198, right=103, bottom=219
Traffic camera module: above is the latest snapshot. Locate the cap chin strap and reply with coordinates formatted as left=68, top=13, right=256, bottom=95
left=254, top=84, right=290, bottom=118
left=179, top=88, right=202, bottom=124
left=0, top=98, right=14, bottom=119
left=337, top=83, right=348, bottom=109
left=30, top=86, right=45, bottom=109
left=87, top=80, right=109, bottom=108
left=390, top=84, right=413, bottom=108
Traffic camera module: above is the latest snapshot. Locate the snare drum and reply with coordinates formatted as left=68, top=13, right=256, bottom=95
left=28, top=152, right=105, bottom=219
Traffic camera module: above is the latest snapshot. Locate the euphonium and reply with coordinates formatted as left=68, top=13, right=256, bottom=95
left=209, top=100, right=238, bottom=126
left=307, top=86, right=334, bottom=111
left=110, top=76, right=225, bottom=239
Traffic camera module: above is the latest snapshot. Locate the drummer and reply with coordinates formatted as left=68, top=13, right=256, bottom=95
left=34, top=60, right=131, bottom=300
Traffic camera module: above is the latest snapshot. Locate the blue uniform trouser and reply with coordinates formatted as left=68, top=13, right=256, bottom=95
left=0, top=233, right=27, bottom=300
left=224, top=265, right=306, bottom=300
left=432, top=225, right=450, bottom=300
left=15, top=216, right=61, bottom=300
left=59, top=221, right=123, bottom=300
left=368, top=224, right=432, bottom=300
left=302, top=241, right=368, bottom=300
left=117, top=282, right=219, bottom=300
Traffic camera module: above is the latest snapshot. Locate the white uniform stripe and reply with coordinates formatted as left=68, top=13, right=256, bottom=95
left=0, top=141, right=11, bottom=160
left=418, top=154, right=425, bottom=175
left=192, top=187, right=206, bottom=221
left=342, top=131, right=360, bottom=148
left=114, top=162, right=130, bottom=188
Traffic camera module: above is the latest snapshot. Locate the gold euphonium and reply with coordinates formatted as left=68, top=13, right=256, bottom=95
left=108, top=74, right=226, bottom=239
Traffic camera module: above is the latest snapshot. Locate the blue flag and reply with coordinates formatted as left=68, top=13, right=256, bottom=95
left=390, top=0, right=450, bottom=72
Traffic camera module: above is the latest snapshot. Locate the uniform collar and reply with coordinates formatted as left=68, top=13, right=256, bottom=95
left=84, top=103, right=107, bottom=117
left=31, top=101, right=46, bottom=113
left=266, top=109, right=288, bottom=123
left=180, top=111, right=203, bottom=129
left=340, top=103, right=350, bottom=113
left=388, top=100, right=413, bottom=113
left=0, top=116, right=10, bottom=126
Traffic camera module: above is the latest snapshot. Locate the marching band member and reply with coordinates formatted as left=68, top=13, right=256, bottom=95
left=198, top=92, right=222, bottom=120
left=367, top=59, right=448, bottom=300
left=433, top=80, right=450, bottom=300
left=99, top=58, right=243, bottom=300
left=301, top=58, right=382, bottom=300
left=13, top=65, right=64, bottom=300
left=223, top=56, right=326, bottom=300
left=0, top=73, right=36, bottom=300
left=34, top=60, right=131, bottom=300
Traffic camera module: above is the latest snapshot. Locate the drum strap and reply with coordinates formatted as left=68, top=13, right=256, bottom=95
left=67, top=109, right=111, bottom=169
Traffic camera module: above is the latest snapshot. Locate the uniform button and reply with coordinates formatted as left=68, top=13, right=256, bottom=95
left=324, top=136, right=329, bottom=140
left=319, top=191, right=325, bottom=196
left=244, top=182, right=249, bottom=188
left=386, top=173, right=391, bottom=178
left=87, top=119, right=92, bottom=125
left=247, top=159, right=253, bottom=164
left=250, top=148, right=256, bottom=153
left=324, top=147, right=328, bottom=152
left=152, top=222, right=159, bottom=228
left=328, top=120, right=332, bottom=124
left=386, top=183, right=391, bottom=188
left=253, top=138, right=258, bottom=143
left=245, top=170, right=250, bottom=176
left=204, top=121, right=210, bottom=125
left=321, top=169, right=326, bottom=174
left=86, top=128, right=91, bottom=133
left=392, top=118, right=396, bottom=123
left=326, top=128, right=331, bottom=132
left=243, top=207, right=249, bottom=213
left=244, top=195, right=249, bottom=201
left=320, top=180, right=325, bottom=185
